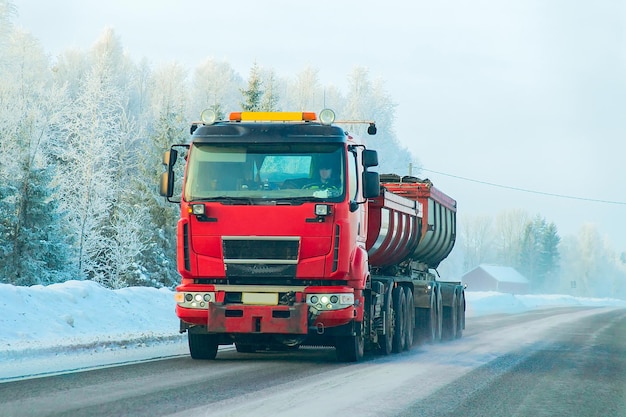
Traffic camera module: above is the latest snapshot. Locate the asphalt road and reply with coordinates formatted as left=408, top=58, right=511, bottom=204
left=1, top=307, right=625, bottom=417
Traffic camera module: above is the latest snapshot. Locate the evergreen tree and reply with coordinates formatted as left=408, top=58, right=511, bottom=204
left=0, top=27, right=71, bottom=285
left=240, top=62, right=263, bottom=111
left=518, top=215, right=560, bottom=292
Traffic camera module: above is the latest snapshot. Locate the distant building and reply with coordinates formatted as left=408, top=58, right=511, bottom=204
left=462, top=264, right=530, bottom=294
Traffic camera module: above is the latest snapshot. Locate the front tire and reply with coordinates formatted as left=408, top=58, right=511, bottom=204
left=188, top=332, right=219, bottom=360
left=336, top=321, right=364, bottom=362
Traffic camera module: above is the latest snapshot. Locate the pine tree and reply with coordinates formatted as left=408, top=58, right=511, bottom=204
left=0, top=27, right=72, bottom=285
left=240, top=62, right=263, bottom=111
left=518, top=215, right=560, bottom=292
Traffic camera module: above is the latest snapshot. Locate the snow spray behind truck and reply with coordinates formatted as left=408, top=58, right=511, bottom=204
left=159, top=109, right=464, bottom=362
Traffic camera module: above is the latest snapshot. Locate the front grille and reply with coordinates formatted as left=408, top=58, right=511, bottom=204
left=223, top=237, right=299, bottom=260
left=223, top=237, right=300, bottom=278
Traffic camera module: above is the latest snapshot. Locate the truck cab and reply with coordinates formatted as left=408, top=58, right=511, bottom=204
left=160, top=109, right=380, bottom=360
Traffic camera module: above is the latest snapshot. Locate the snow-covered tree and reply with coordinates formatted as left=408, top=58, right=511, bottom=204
left=342, top=66, right=411, bottom=175
left=48, top=29, right=144, bottom=287
left=459, top=213, right=495, bottom=272
left=135, top=62, right=190, bottom=288
left=518, top=215, right=560, bottom=292
left=260, top=68, right=280, bottom=111
left=0, top=27, right=72, bottom=285
left=240, top=62, right=263, bottom=111
left=191, top=58, right=242, bottom=119
left=493, top=209, right=531, bottom=266
left=285, top=66, right=322, bottom=111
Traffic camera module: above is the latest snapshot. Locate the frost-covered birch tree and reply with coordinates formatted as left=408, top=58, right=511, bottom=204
left=49, top=29, right=143, bottom=287
left=342, top=66, right=411, bottom=175
left=191, top=59, right=242, bottom=119
left=135, top=62, right=190, bottom=288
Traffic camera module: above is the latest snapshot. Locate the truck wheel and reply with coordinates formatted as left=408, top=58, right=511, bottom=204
left=403, top=286, right=415, bottom=350
left=379, top=284, right=394, bottom=355
left=188, top=332, right=219, bottom=360
left=456, top=291, right=465, bottom=339
left=442, top=293, right=457, bottom=341
left=392, top=286, right=406, bottom=353
left=336, top=321, right=364, bottom=362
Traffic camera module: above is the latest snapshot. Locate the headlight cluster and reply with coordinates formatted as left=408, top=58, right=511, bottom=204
left=306, top=293, right=354, bottom=311
left=175, top=292, right=215, bottom=309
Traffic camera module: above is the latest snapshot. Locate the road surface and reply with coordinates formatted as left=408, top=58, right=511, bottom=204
left=1, top=307, right=625, bottom=417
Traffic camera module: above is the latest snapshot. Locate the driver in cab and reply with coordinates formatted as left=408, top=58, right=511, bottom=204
left=304, top=163, right=341, bottom=196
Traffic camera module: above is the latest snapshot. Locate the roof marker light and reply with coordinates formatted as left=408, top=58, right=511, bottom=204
left=228, top=112, right=317, bottom=122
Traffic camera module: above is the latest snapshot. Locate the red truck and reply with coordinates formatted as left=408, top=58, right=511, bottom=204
left=159, top=109, right=464, bottom=362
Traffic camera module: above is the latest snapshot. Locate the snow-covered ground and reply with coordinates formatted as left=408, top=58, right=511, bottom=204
left=1, top=280, right=624, bottom=382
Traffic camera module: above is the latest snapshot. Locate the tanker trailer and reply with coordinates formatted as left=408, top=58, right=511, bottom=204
left=366, top=174, right=464, bottom=349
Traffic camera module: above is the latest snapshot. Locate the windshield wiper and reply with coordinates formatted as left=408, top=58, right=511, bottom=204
left=192, top=196, right=255, bottom=205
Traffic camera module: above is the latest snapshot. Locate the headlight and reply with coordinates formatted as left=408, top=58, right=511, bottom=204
left=190, top=204, right=205, bottom=215
left=176, top=292, right=216, bottom=309
left=306, top=293, right=354, bottom=310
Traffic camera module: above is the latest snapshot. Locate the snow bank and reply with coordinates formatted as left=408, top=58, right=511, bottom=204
left=465, top=291, right=626, bottom=316
left=0, top=280, right=180, bottom=355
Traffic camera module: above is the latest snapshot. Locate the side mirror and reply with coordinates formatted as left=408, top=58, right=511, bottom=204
left=159, top=149, right=179, bottom=198
left=159, top=171, right=173, bottom=197
left=362, top=149, right=378, bottom=168
left=363, top=171, right=380, bottom=198
left=163, top=149, right=178, bottom=168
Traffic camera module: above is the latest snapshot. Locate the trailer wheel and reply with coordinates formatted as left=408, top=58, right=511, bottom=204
left=456, top=291, right=465, bottom=339
left=392, top=286, right=406, bottom=353
left=188, top=332, right=219, bottom=360
left=336, top=321, right=364, bottom=362
left=418, top=289, right=439, bottom=344
left=403, top=286, right=415, bottom=350
left=442, top=292, right=457, bottom=341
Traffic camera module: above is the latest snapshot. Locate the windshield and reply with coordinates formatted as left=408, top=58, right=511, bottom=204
left=184, top=143, right=345, bottom=202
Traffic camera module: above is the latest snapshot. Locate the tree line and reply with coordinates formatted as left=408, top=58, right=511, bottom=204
left=0, top=8, right=411, bottom=288
left=1, top=3, right=624, bottom=298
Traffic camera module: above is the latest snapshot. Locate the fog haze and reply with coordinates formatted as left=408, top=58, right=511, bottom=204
left=14, top=0, right=626, bottom=251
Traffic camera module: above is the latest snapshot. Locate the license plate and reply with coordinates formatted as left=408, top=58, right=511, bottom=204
left=242, top=292, right=278, bottom=305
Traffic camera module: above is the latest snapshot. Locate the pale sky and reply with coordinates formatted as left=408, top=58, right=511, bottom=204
left=13, top=0, right=626, bottom=251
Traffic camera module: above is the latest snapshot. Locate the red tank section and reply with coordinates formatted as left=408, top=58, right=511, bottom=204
left=366, top=175, right=457, bottom=269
